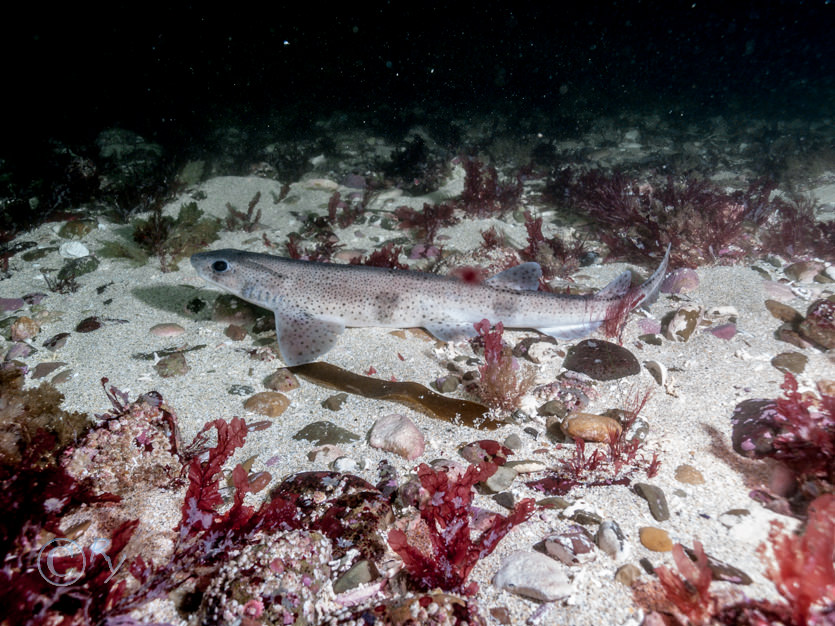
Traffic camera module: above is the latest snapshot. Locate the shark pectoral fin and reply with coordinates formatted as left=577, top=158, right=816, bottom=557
left=538, top=321, right=603, bottom=340
left=485, top=262, right=542, bottom=291
left=595, top=270, right=633, bottom=299
left=274, top=307, right=345, bottom=366
left=424, top=322, right=479, bottom=342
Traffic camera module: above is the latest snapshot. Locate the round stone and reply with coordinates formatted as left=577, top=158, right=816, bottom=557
left=243, top=391, right=290, bottom=417
left=562, top=412, right=622, bottom=442
left=149, top=323, right=185, bottom=337
left=639, top=526, right=672, bottom=552
left=674, top=464, right=705, bottom=485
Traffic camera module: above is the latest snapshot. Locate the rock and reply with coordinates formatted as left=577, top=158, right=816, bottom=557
left=293, top=420, right=359, bottom=445
left=731, top=399, right=781, bottom=458
left=154, top=352, right=189, bottom=377
left=527, top=341, right=561, bottom=363
left=504, top=459, right=547, bottom=474
left=562, top=412, right=622, bottom=442
left=615, top=563, right=642, bottom=587
left=224, top=324, right=247, bottom=340
left=634, top=483, right=670, bottom=521
left=483, top=466, right=517, bottom=492
left=10, top=316, right=39, bottom=341
left=503, top=433, right=523, bottom=450
left=709, top=322, right=737, bottom=340
left=660, top=268, right=699, bottom=294
left=331, top=456, right=358, bottom=472
left=718, top=508, right=750, bottom=529
left=459, top=440, right=512, bottom=465
left=639, top=527, right=672, bottom=552
left=432, top=375, right=460, bottom=393
left=75, top=316, right=103, bottom=333
left=799, top=299, right=835, bottom=349
left=307, top=444, right=346, bottom=464
left=492, top=551, right=572, bottom=601
left=674, top=464, right=705, bottom=485
left=227, top=384, right=254, bottom=396
left=332, top=560, right=377, bottom=593
left=149, top=323, right=185, bottom=337
left=58, top=255, right=99, bottom=280
left=764, top=299, right=804, bottom=324
left=243, top=391, right=290, bottom=417
left=562, top=339, right=640, bottom=380
left=544, top=524, right=596, bottom=565
left=682, top=546, right=752, bottom=584
left=264, top=368, right=300, bottom=392
left=32, top=362, right=66, bottom=380
left=0, top=297, right=25, bottom=312
left=785, top=260, right=823, bottom=282
left=663, top=306, right=701, bottom=342
left=43, top=332, right=70, bottom=350
left=368, top=414, right=425, bottom=460
left=322, top=393, right=349, bottom=411
left=538, top=399, right=569, bottom=417
left=493, top=491, right=516, bottom=509
left=771, top=351, right=807, bottom=374
left=644, top=360, right=668, bottom=387
left=595, top=520, right=629, bottom=560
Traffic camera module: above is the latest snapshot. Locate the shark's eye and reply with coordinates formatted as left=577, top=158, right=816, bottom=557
left=211, top=260, right=230, bottom=272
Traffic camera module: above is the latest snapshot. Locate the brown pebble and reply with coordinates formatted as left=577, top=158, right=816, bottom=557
left=248, top=471, right=272, bottom=493
left=562, top=412, right=622, bottom=442
left=615, top=563, right=642, bottom=587
left=224, top=324, right=247, bottom=341
left=149, top=323, right=185, bottom=337
left=264, top=368, right=300, bottom=392
left=243, top=391, right=290, bottom=417
left=764, top=299, right=803, bottom=324
left=75, top=316, right=103, bottom=333
left=639, top=527, right=672, bottom=552
left=674, top=464, right=705, bottom=485
left=771, top=352, right=807, bottom=375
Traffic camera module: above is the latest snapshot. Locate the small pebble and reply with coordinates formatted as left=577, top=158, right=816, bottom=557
left=51, top=369, right=73, bottom=384
left=224, top=324, right=247, bottom=340
left=263, top=368, right=300, bottom=392
left=493, top=492, right=516, bottom=509
left=322, top=393, right=349, bottom=411
left=293, top=421, right=359, bottom=445
left=58, top=241, right=90, bottom=258
left=368, top=413, right=425, bottom=460
left=32, top=362, right=66, bottom=380
left=154, top=352, right=189, bottom=377
left=43, top=332, right=70, bottom=350
left=709, top=322, right=737, bottom=340
left=0, top=298, right=25, bottom=313
left=614, top=563, right=642, bottom=587
left=545, top=524, right=596, bottom=566
left=764, top=299, right=803, bottom=324
left=770, top=351, right=807, bottom=374
left=503, top=433, right=523, bottom=450
left=149, top=323, right=185, bottom=337
left=492, top=551, right=572, bottom=601
left=459, top=440, right=512, bottom=465
left=307, top=444, right=346, bottom=464
left=639, top=526, right=672, bottom=552
left=562, top=412, right=622, bottom=443
left=634, top=483, right=670, bottom=521
left=504, top=459, right=546, bottom=474
left=243, top=391, right=290, bottom=417
left=432, top=375, right=460, bottom=393
left=75, top=316, right=103, bottom=333
left=332, top=560, right=377, bottom=593
left=799, top=299, right=835, bottom=349
left=331, top=456, right=358, bottom=472
left=660, top=268, right=699, bottom=294
left=595, top=520, right=629, bottom=560
left=664, top=306, right=701, bottom=342
left=674, top=464, right=705, bottom=485
left=784, top=260, right=823, bottom=282
left=483, top=466, right=517, bottom=492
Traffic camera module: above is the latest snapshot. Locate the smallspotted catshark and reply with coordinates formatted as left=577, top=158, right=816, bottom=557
left=191, top=246, right=669, bottom=366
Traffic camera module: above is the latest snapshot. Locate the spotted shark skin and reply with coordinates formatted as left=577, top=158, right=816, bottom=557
left=191, top=246, right=670, bottom=366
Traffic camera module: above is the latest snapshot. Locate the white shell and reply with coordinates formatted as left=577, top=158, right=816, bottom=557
left=59, top=241, right=90, bottom=259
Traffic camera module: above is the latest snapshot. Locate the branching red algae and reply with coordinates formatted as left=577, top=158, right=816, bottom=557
left=288, top=361, right=500, bottom=429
